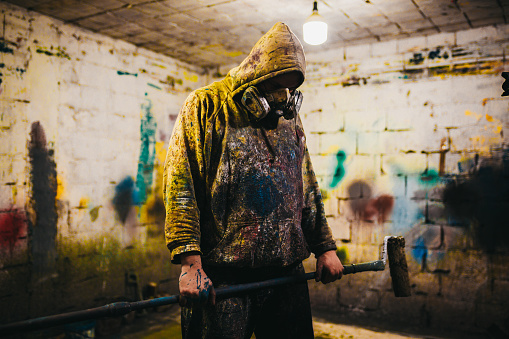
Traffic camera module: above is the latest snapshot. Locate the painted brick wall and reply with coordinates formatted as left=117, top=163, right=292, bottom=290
left=0, top=2, right=209, bottom=323
left=1, top=1, right=509, bottom=336
left=301, top=25, right=509, bottom=334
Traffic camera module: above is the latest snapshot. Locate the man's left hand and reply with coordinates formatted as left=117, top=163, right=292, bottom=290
left=315, top=250, right=344, bottom=284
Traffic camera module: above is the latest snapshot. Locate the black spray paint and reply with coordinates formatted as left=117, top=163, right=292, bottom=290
left=29, top=121, right=58, bottom=275
left=443, top=149, right=509, bottom=252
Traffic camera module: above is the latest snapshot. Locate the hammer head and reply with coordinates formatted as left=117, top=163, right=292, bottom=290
left=382, top=236, right=411, bottom=297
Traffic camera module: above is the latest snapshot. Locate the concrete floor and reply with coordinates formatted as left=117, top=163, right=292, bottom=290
left=103, top=305, right=481, bottom=339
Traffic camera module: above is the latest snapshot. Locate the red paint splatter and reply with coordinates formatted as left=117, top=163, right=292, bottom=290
left=364, top=195, right=395, bottom=223
left=0, top=209, right=27, bottom=249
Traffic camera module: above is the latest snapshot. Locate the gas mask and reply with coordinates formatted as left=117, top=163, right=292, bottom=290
left=241, top=86, right=303, bottom=121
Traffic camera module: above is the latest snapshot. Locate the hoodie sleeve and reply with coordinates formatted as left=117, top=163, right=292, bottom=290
left=301, top=146, right=338, bottom=257
left=163, top=93, right=206, bottom=264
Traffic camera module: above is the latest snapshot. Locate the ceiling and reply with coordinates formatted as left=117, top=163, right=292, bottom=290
left=6, top=0, right=508, bottom=69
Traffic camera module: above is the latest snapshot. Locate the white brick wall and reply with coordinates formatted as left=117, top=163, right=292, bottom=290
left=304, top=22, right=509, bottom=333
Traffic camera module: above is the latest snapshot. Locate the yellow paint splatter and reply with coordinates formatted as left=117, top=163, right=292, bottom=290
left=486, top=114, right=494, bottom=122
left=56, top=175, right=65, bottom=200
left=11, top=185, right=17, bottom=205
left=79, top=197, right=89, bottom=209
left=184, top=71, right=198, bottom=83
left=465, top=110, right=482, bottom=121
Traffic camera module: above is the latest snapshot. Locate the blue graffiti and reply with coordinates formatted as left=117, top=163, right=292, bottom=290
left=136, top=93, right=157, bottom=204
left=113, top=176, right=140, bottom=223
left=412, top=237, right=427, bottom=264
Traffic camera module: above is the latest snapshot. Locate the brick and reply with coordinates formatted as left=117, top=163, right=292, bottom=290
left=427, top=297, right=476, bottom=331
left=319, top=131, right=357, bottom=156
left=326, top=216, right=351, bottom=241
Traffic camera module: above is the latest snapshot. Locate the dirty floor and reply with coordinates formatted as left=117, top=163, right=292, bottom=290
left=97, top=305, right=483, bottom=339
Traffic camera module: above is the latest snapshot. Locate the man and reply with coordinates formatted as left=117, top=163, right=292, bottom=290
left=163, top=22, right=343, bottom=338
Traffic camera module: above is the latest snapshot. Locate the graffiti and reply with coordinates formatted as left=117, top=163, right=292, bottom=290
left=160, top=75, right=183, bottom=88
left=347, top=180, right=394, bottom=223
left=147, top=83, right=162, bottom=90
left=0, top=209, right=27, bottom=252
left=90, top=206, right=100, bottom=222
left=364, top=194, right=395, bottom=223
left=409, top=53, right=425, bottom=65
left=136, top=94, right=157, bottom=204
left=428, top=48, right=449, bottom=60
left=341, top=75, right=368, bottom=87
left=329, top=150, right=346, bottom=189
left=112, top=176, right=139, bottom=224
left=0, top=41, right=14, bottom=54
left=117, top=70, right=138, bottom=77
left=29, top=121, right=58, bottom=274
left=408, top=48, right=449, bottom=65
left=35, top=46, right=71, bottom=60
left=442, top=150, right=509, bottom=251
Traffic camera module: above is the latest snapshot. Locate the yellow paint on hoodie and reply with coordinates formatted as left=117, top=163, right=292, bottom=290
left=163, top=23, right=335, bottom=268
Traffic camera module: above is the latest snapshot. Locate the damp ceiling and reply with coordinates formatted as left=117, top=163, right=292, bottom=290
left=6, top=0, right=508, bottom=69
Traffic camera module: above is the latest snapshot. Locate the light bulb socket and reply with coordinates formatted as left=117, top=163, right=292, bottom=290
left=313, top=1, right=318, bottom=12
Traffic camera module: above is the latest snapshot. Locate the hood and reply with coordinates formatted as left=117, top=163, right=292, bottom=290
left=228, top=22, right=306, bottom=97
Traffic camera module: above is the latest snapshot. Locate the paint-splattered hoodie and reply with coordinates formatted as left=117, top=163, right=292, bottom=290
left=164, top=22, right=336, bottom=268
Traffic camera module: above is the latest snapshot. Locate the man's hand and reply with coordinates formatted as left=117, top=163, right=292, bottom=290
left=179, top=253, right=216, bottom=306
left=315, top=250, right=344, bottom=284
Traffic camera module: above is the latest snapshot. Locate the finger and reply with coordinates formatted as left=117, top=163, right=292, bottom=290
left=315, top=264, right=323, bottom=282
left=197, top=289, right=208, bottom=305
left=321, top=270, right=331, bottom=284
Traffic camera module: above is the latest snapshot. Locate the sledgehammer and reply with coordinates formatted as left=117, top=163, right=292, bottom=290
left=0, top=236, right=410, bottom=335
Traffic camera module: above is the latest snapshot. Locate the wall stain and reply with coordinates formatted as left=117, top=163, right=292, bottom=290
left=347, top=180, right=394, bottom=223
left=0, top=209, right=27, bottom=252
left=90, top=206, right=100, bottom=222
left=112, top=176, right=138, bottom=224
left=29, top=121, right=58, bottom=274
left=443, top=149, right=509, bottom=251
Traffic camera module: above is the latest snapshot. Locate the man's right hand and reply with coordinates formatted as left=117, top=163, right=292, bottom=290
left=179, top=253, right=216, bottom=306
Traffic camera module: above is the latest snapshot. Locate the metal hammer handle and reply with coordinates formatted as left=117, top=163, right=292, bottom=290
left=0, top=260, right=386, bottom=335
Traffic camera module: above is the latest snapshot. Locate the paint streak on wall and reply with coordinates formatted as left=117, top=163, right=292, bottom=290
left=347, top=180, right=395, bottom=223
left=443, top=149, right=509, bottom=252
left=35, top=46, right=71, bottom=60
left=0, top=209, right=27, bottom=252
left=28, top=121, right=57, bottom=274
left=112, top=176, right=138, bottom=224
left=329, top=150, right=346, bottom=189
left=139, top=141, right=167, bottom=235
left=136, top=94, right=157, bottom=204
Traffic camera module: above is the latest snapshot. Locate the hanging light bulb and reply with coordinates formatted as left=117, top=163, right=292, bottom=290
left=303, top=1, right=327, bottom=45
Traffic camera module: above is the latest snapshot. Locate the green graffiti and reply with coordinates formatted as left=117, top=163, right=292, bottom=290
left=329, top=150, right=346, bottom=189
left=420, top=168, right=440, bottom=186
left=136, top=93, right=157, bottom=204
left=147, top=82, right=162, bottom=90
left=117, top=70, right=138, bottom=77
